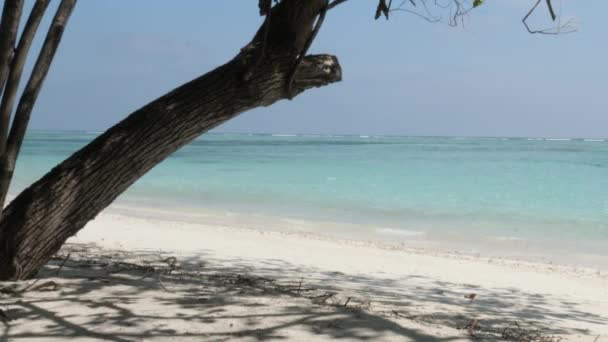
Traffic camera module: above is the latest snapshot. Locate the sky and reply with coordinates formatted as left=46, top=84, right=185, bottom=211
left=14, top=0, right=608, bottom=138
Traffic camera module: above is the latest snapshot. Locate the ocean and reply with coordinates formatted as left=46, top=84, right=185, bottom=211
left=10, top=131, right=608, bottom=267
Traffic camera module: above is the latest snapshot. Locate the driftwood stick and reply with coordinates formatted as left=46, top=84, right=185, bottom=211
left=54, top=252, right=70, bottom=276
left=344, top=296, right=352, bottom=307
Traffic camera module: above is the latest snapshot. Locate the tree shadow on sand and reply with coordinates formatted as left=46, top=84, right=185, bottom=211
left=1, top=243, right=603, bottom=341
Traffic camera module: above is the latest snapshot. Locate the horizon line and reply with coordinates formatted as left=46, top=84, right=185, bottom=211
left=24, top=129, right=608, bottom=141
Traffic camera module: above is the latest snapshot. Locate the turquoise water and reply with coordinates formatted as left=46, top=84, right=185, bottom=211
left=10, top=131, right=608, bottom=264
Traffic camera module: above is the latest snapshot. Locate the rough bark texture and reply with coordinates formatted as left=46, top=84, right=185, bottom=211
left=0, top=0, right=53, bottom=209
left=0, top=0, right=341, bottom=280
left=0, top=0, right=24, bottom=95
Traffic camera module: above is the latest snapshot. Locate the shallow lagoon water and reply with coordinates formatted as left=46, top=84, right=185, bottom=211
left=11, top=131, right=608, bottom=267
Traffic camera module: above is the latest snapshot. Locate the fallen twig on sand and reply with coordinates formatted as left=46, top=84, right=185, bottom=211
left=0, top=280, right=59, bottom=295
left=0, top=284, right=19, bottom=295
left=111, top=262, right=156, bottom=275
left=296, top=278, right=303, bottom=296
left=311, top=292, right=336, bottom=305
left=455, top=319, right=563, bottom=342
left=501, top=321, right=563, bottom=342
left=157, top=274, right=171, bottom=292
left=0, top=308, right=12, bottom=323
left=344, top=296, right=352, bottom=307
left=161, top=256, right=178, bottom=274
left=50, top=250, right=323, bottom=301
left=464, top=293, right=477, bottom=300
left=54, top=253, right=71, bottom=276
left=391, top=310, right=421, bottom=321
left=463, top=318, right=480, bottom=340
left=391, top=309, right=407, bottom=319
left=28, top=281, right=59, bottom=292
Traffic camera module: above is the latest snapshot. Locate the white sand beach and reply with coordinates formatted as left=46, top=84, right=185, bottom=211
left=1, top=209, right=607, bottom=341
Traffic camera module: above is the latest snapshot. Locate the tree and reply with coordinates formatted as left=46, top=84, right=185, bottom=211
left=0, top=0, right=569, bottom=281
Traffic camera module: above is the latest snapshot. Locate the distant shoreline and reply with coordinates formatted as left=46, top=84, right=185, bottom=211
left=24, top=129, right=608, bottom=141
left=105, top=202, right=608, bottom=272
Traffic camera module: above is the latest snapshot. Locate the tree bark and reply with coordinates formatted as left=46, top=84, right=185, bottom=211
left=0, top=0, right=54, bottom=210
left=0, top=0, right=51, bottom=155
left=0, top=0, right=24, bottom=96
left=0, top=0, right=341, bottom=280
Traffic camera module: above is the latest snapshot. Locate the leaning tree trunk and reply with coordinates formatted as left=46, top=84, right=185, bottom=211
left=0, top=0, right=341, bottom=280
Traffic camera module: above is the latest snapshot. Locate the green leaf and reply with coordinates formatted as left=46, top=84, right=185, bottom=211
left=473, top=0, right=484, bottom=7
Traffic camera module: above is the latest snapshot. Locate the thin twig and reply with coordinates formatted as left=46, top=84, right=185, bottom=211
left=157, top=274, right=170, bottom=292
left=54, top=252, right=70, bottom=276
left=522, top=0, right=575, bottom=35
left=328, top=0, right=349, bottom=10
left=312, top=292, right=335, bottom=305
left=29, top=280, right=59, bottom=292
left=0, top=308, right=12, bottom=322
left=545, top=0, right=556, bottom=21
left=296, top=277, right=302, bottom=296
left=18, top=278, right=40, bottom=292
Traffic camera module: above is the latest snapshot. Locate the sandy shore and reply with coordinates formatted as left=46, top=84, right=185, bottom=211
left=1, top=210, right=607, bottom=341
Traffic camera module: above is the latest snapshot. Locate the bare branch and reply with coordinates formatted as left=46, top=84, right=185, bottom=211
left=287, top=1, right=330, bottom=98
left=375, top=0, right=390, bottom=19
left=331, top=0, right=572, bottom=36
left=328, top=0, right=350, bottom=10
left=391, top=7, right=440, bottom=23
left=546, top=0, right=556, bottom=21
left=391, top=0, right=442, bottom=23
left=524, top=0, right=544, bottom=33
left=523, top=0, right=576, bottom=35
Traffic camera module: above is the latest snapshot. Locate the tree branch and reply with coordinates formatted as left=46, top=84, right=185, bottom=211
left=0, top=0, right=341, bottom=280
left=0, top=0, right=24, bottom=97
left=0, top=0, right=76, bottom=210
left=522, top=0, right=576, bottom=35
left=0, top=0, right=51, bottom=156
left=328, top=0, right=350, bottom=10
left=330, top=0, right=571, bottom=35
left=546, top=0, right=556, bottom=21
left=287, top=54, right=341, bottom=98
left=0, top=51, right=342, bottom=280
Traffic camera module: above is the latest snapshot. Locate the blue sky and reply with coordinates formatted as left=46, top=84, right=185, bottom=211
left=18, top=1, right=608, bottom=138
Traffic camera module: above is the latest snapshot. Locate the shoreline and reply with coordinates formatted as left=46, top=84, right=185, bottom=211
left=78, top=209, right=608, bottom=286
left=107, top=202, right=608, bottom=272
